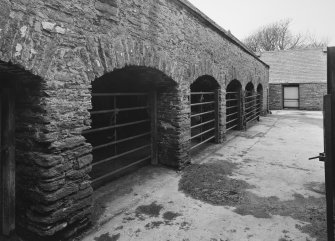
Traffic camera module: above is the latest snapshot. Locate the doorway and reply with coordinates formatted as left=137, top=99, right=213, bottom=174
left=283, top=85, right=299, bottom=109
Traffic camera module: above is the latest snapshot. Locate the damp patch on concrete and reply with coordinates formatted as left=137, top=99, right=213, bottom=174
left=163, top=211, right=182, bottom=221
left=179, top=162, right=253, bottom=206
left=179, top=221, right=191, bottom=231
left=114, top=226, right=123, bottom=231
left=94, top=232, right=120, bottom=241
left=135, top=201, right=163, bottom=219
left=144, top=221, right=165, bottom=229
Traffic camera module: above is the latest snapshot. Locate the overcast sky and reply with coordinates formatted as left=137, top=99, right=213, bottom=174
left=187, top=0, right=335, bottom=46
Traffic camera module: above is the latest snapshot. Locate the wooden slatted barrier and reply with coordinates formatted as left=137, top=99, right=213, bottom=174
left=226, top=91, right=240, bottom=131
left=83, top=92, right=152, bottom=188
left=190, top=92, right=217, bottom=150
left=245, top=92, right=261, bottom=124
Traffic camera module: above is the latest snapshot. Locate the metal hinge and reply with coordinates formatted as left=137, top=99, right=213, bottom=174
left=309, top=152, right=326, bottom=162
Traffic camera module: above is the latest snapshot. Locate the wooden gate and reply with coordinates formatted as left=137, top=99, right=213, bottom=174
left=226, top=91, right=240, bottom=131
left=313, top=47, right=335, bottom=240
left=190, top=91, right=219, bottom=150
left=245, top=91, right=260, bottom=124
left=0, top=88, right=15, bottom=236
left=83, top=92, right=156, bottom=188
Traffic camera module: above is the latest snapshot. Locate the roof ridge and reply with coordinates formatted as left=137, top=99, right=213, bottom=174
left=261, top=47, right=326, bottom=54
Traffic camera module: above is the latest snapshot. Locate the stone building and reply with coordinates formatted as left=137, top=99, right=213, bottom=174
left=0, top=0, right=269, bottom=240
left=260, top=48, right=327, bottom=110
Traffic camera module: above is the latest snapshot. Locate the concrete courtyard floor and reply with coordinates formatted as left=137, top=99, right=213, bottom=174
left=81, top=110, right=326, bottom=241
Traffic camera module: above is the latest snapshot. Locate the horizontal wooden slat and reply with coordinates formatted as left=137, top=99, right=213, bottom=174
left=90, top=106, right=149, bottom=115
left=93, top=132, right=151, bottom=151
left=191, top=110, right=215, bottom=118
left=191, top=119, right=215, bottom=129
left=226, top=124, right=238, bottom=131
left=246, top=114, right=260, bottom=123
left=246, top=111, right=260, bottom=121
left=191, top=135, right=215, bottom=150
left=226, top=118, right=238, bottom=125
left=245, top=110, right=256, bottom=116
left=93, top=144, right=151, bottom=167
left=226, top=99, right=238, bottom=102
left=226, top=105, right=238, bottom=110
left=227, top=111, right=238, bottom=117
left=191, top=101, right=215, bottom=107
left=83, top=119, right=150, bottom=135
left=245, top=99, right=256, bottom=104
left=245, top=94, right=260, bottom=99
left=191, top=92, right=215, bottom=95
left=92, top=155, right=151, bottom=184
left=191, top=127, right=215, bottom=140
left=245, top=103, right=261, bottom=111
left=92, top=93, right=148, bottom=97
left=226, top=91, right=239, bottom=94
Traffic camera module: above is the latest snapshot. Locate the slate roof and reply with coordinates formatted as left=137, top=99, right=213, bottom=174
left=259, top=48, right=327, bottom=84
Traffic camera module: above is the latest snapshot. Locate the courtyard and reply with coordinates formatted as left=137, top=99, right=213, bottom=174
left=81, top=110, right=326, bottom=241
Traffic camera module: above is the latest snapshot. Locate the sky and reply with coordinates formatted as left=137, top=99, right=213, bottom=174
left=187, top=0, right=335, bottom=46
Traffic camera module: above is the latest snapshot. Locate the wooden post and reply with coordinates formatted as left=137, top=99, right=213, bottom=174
left=324, top=95, right=334, bottom=241
left=236, top=90, right=242, bottom=130
left=150, top=90, right=158, bottom=165
left=214, top=89, right=220, bottom=143
left=0, top=91, right=2, bottom=233
left=267, top=88, right=270, bottom=114
left=327, top=46, right=335, bottom=241
left=242, top=91, right=246, bottom=130
left=1, top=88, right=15, bottom=235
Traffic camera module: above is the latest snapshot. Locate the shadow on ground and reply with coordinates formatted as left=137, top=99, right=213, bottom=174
left=179, top=160, right=327, bottom=241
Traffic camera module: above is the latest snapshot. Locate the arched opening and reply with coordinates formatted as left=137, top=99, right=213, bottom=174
left=0, top=61, right=44, bottom=237
left=245, top=82, right=258, bottom=126
left=190, top=75, right=220, bottom=151
left=257, top=84, right=264, bottom=119
left=83, top=66, right=178, bottom=188
left=226, top=80, right=242, bottom=131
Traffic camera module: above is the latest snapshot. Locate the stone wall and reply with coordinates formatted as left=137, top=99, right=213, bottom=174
left=299, top=83, right=327, bottom=110
left=0, top=0, right=269, bottom=239
left=269, top=84, right=283, bottom=110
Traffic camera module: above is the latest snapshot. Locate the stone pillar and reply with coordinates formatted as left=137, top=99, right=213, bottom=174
left=157, top=84, right=190, bottom=169
left=15, top=59, right=93, bottom=239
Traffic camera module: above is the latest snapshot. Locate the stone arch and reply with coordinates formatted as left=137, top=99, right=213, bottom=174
left=191, top=75, right=221, bottom=91
left=245, top=81, right=255, bottom=93
left=84, top=65, right=187, bottom=187
left=190, top=75, right=222, bottom=149
left=86, top=37, right=186, bottom=85
left=188, top=61, right=223, bottom=86
left=257, top=83, right=263, bottom=93
left=226, top=79, right=243, bottom=131
left=227, top=79, right=242, bottom=92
